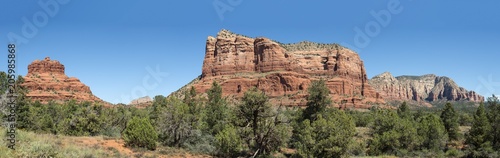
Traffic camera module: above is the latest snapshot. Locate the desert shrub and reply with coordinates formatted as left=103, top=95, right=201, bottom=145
left=459, top=112, right=473, bottom=126
left=445, top=148, right=462, bottom=157
left=122, top=116, right=158, bottom=150
left=417, top=114, right=447, bottom=151
left=56, top=103, right=106, bottom=136
left=183, top=130, right=216, bottom=154
left=348, top=139, right=367, bottom=156
left=156, top=97, right=197, bottom=147
left=368, top=110, right=421, bottom=155
left=101, top=126, right=122, bottom=138
left=215, top=125, right=242, bottom=157
left=348, top=110, right=374, bottom=127
left=397, top=102, right=411, bottom=119
left=294, top=109, right=356, bottom=158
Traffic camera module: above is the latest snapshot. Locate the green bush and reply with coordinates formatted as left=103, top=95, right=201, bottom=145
left=122, top=117, right=158, bottom=150
left=294, top=109, right=356, bottom=158
left=466, top=102, right=493, bottom=156
left=215, top=125, right=242, bottom=157
left=236, top=87, right=292, bottom=157
left=302, top=79, right=331, bottom=121
left=445, top=148, right=462, bottom=157
left=183, top=131, right=216, bottom=154
left=349, top=110, right=374, bottom=127
left=459, top=112, right=473, bottom=126
left=156, top=97, right=197, bottom=147
left=368, top=110, right=420, bottom=155
left=417, top=114, right=447, bottom=151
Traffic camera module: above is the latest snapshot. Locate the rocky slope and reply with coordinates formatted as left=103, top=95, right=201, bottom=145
left=369, top=72, right=484, bottom=103
left=20, top=57, right=104, bottom=104
left=171, top=30, right=384, bottom=109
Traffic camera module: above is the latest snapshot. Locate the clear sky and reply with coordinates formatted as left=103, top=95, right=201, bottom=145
left=1, top=0, right=499, bottom=104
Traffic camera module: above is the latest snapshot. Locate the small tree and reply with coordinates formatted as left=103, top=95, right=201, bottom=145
left=215, top=125, right=242, bottom=157
left=397, top=102, right=411, bottom=119
left=150, top=95, right=167, bottom=126
left=466, top=102, right=492, bottom=154
left=295, top=109, right=356, bottom=158
left=205, top=81, right=231, bottom=135
left=417, top=114, right=447, bottom=151
left=487, top=95, right=500, bottom=149
left=122, top=117, right=158, bottom=150
left=184, top=86, right=200, bottom=115
left=302, top=79, right=331, bottom=121
left=237, top=87, right=291, bottom=157
left=368, top=110, right=420, bottom=155
left=156, top=97, right=196, bottom=147
left=440, top=102, right=460, bottom=141
left=183, top=86, right=204, bottom=130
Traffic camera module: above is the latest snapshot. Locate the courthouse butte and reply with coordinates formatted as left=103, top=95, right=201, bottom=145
left=171, top=30, right=384, bottom=109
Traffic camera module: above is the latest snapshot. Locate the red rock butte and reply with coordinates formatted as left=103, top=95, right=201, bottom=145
left=172, top=30, right=384, bottom=109
left=21, top=57, right=104, bottom=104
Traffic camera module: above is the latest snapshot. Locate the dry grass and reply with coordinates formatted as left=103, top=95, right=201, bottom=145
left=0, top=126, right=108, bottom=157
left=0, top=126, right=210, bottom=158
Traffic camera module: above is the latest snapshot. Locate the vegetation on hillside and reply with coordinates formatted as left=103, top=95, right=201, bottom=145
left=2, top=71, right=500, bottom=157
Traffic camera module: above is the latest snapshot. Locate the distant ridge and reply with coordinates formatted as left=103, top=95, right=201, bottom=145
left=369, top=72, right=484, bottom=102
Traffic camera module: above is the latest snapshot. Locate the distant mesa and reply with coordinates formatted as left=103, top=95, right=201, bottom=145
left=129, top=96, right=152, bottom=108
left=369, top=72, right=484, bottom=103
left=129, top=96, right=152, bottom=105
left=20, top=57, right=105, bottom=104
left=169, top=29, right=384, bottom=109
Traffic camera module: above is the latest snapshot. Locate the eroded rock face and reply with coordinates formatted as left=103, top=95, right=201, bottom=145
left=369, top=72, right=484, bottom=103
left=20, top=57, right=104, bottom=104
left=189, top=30, right=384, bottom=108
left=129, top=96, right=152, bottom=105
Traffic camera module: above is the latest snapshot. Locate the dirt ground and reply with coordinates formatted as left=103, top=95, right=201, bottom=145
left=62, top=136, right=211, bottom=158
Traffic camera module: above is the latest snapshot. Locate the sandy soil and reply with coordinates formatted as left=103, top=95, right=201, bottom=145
left=62, top=136, right=211, bottom=158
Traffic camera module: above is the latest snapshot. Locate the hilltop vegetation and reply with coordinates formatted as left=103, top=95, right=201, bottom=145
left=280, top=41, right=344, bottom=52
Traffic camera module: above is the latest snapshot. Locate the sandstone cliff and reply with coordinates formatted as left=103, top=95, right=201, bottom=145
left=172, top=30, right=384, bottom=108
left=369, top=72, right=484, bottom=103
left=20, top=57, right=104, bottom=104
left=128, top=96, right=153, bottom=108
left=129, top=96, right=152, bottom=105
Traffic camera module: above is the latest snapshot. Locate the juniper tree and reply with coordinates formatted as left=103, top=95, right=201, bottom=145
left=397, top=101, right=411, bottom=119
left=440, top=102, right=460, bottom=141
left=417, top=114, right=447, bottom=151
left=486, top=95, right=500, bottom=149
left=302, top=79, right=331, bottom=121
left=294, top=109, right=355, bottom=158
left=205, top=81, right=231, bottom=135
left=237, top=87, right=291, bottom=157
left=466, top=103, right=492, bottom=152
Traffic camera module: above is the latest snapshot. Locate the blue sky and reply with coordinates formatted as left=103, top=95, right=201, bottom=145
left=1, top=0, right=499, bottom=104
